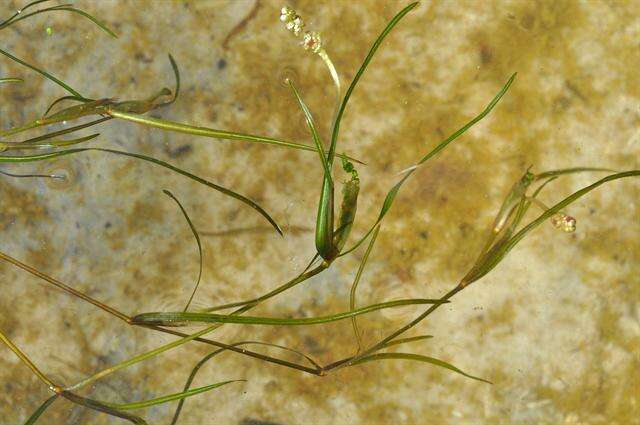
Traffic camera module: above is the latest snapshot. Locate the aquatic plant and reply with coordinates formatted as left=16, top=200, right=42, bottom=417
left=0, top=1, right=637, bottom=423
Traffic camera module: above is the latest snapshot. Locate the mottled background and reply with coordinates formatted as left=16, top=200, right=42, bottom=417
left=0, top=0, right=638, bottom=424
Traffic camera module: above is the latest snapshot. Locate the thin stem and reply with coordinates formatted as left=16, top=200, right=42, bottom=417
left=0, top=250, right=324, bottom=391
left=201, top=261, right=328, bottom=313
left=350, top=225, right=380, bottom=352
left=0, top=327, right=58, bottom=391
left=323, top=284, right=463, bottom=372
left=0, top=250, right=130, bottom=322
left=63, top=325, right=216, bottom=391
left=16, top=117, right=112, bottom=144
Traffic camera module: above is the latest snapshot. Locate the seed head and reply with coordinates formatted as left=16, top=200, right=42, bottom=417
left=551, top=213, right=576, bottom=233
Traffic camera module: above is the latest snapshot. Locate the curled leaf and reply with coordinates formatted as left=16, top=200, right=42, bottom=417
left=162, top=189, right=203, bottom=312
left=0, top=147, right=283, bottom=235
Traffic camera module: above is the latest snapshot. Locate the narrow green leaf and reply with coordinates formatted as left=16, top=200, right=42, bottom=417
left=477, top=169, right=534, bottom=255
left=350, top=352, right=491, bottom=384
left=41, top=98, right=111, bottom=125
left=166, top=54, right=180, bottom=105
left=287, top=79, right=332, bottom=182
left=59, top=391, right=147, bottom=425
left=162, top=190, right=203, bottom=312
left=530, top=176, right=559, bottom=198
left=199, top=253, right=322, bottom=313
left=99, top=380, right=243, bottom=410
left=14, top=117, right=111, bottom=145
left=0, top=147, right=283, bottom=236
left=340, top=73, right=517, bottom=257
left=350, top=225, right=380, bottom=351
left=131, top=298, right=450, bottom=327
left=171, top=341, right=318, bottom=425
left=329, top=2, right=419, bottom=165
left=380, top=335, right=434, bottom=349
left=0, top=0, right=52, bottom=29
left=0, top=77, right=23, bottom=84
left=43, top=95, right=92, bottom=117
left=106, top=108, right=363, bottom=164
left=287, top=79, right=337, bottom=259
left=534, top=167, right=615, bottom=180
left=24, top=395, right=58, bottom=425
left=0, top=47, right=83, bottom=97
left=315, top=176, right=336, bottom=260
left=47, top=6, right=118, bottom=39
left=2, top=133, right=99, bottom=150
left=462, top=196, right=529, bottom=286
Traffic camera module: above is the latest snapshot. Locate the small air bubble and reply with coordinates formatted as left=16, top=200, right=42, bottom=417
left=278, top=65, right=299, bottom=88
left=39, top=161, right=76, bottom=190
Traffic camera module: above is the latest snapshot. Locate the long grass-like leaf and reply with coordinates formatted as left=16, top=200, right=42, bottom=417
left=0, top=0, right=52, bottom=28
left=163, top=190, right=203, bottom=312
left=131, top=298, right=450, bottom=327
left=534, top=166, right=615, bottom=180
left=2, top=133, right=99, bottom=150
left=98, top=380, right=243, bottom=410
left=171, top=341, right=319, bottom=425
left=43, top=95, right=93, bottom=117
left=350, top=352, right=491, bottom=384
left=15, top=117, right=111, bottom=145
left=24, top=394, right=58, bottom=425
left=340, top=73, right=517, bottom=257
left=166, top=54, right=180, bottom=105
left=59, top=392, right=147, bottom=425
left=46, top=6, right=117, bottom=38
left=380, top=335, right=434, bottom=349
left=0, top=77, right=23, bottom=84
left=0, top=148, right=283, bottom=235
left=328, top=2, right=419, bottom=165
left=106, top=108, right=362, bottom=163
left=0, top=47, right=83, bottom=97
left=287, top=80, right=331, bottom=181
left=288, top=79, right=337, bottom=259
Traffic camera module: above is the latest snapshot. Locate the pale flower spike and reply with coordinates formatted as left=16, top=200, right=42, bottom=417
left=302, top=31, right=323, bottom=54
left=280, top=6, right=304, bottom=36
left=279, top=5, right=340, bottom=96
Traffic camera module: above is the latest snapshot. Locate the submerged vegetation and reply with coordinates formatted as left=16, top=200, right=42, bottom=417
left=0, top=1, right=637, bottom=423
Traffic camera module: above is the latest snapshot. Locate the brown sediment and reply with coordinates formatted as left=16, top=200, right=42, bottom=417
left=0, top=0, right=638, bottom=424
